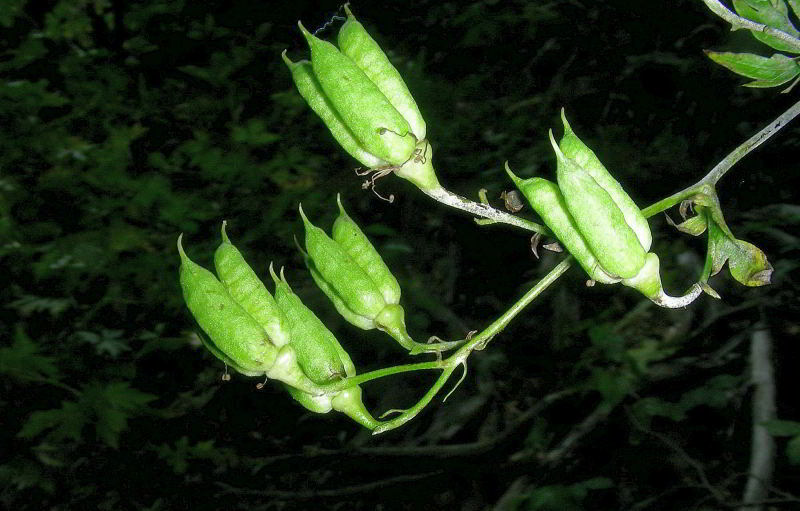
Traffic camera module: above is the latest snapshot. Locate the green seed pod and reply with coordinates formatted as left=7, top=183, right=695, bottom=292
left=177, top=235, right=277, bottom=376
left=505, top=166, right=619, bottom=284
left=305, top=255, right=376, bottom=330
left=272, top=265, right=356, bottom=382
left=300, top=204, right=387, bottom=322
left=551, top=130, right=646, bottom=279
left=213, top=222, right=290, bottom=347
left=285, top=384, right=332, bottom=414
left=621, top=252, right=663, bottom=300
left=281, top=51, right=386, bottom=169
left=332, top=194, right=401, bottom=305
left=337, top=4, right=426, bottom=141
left=298, top=22, right=416, bottom=165
left=271, top=266, right=379, bottom=429
left=558, top=110, right=652, bottom=252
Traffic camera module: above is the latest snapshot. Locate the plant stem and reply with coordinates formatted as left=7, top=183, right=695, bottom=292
left=372, top=258, right=573, bottom=434
left=456, top=257, right=573, bottom=353
left=320, top=360, right=445, bottom=393
left=423, top=185, right=550, bottom=235
left=701, top=98, right=800, bottom=186
left=699, top=0, right=800, bottom=54
left=641, top=98, right=800, bottom=218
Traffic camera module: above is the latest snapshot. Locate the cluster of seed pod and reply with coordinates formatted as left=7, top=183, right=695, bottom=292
left=283, top=5, right=440, bottom=192
left=178, top=224, right=377, bottom=429
left=508, top=110, right=701, bottom=308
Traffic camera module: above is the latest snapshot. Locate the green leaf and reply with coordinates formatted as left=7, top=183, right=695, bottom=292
left=81, top=382, right=157, bottom=448
left=733, top=0, right=800, bottom=53
left=590, top=368, right=635, bottom=406
left=154, top=436, right=238, bottom=474
left=0, top=0, right=28, bottom=28
left=762, top=419, right=800, bottom=436
left=0, top=327, right=60, bottom=383
left=75, top=329, right=131, bottom=358
left=790, top=0, right=800, bottom=19
left=705, top=51, right=800, bottom=87
left=18, top=401, right=86, bottom=442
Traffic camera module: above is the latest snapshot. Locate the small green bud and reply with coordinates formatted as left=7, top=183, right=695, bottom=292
left=704, top=214, right=773, bottom=287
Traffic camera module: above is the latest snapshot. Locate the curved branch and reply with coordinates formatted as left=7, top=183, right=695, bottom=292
left=700, top=0, right=800, bottom=54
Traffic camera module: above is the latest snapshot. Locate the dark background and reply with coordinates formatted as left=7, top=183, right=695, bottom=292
left=2, top=0, right=799, bottom=509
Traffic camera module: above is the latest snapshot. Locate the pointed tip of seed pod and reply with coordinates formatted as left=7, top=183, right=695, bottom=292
left=281, top=49, right=293, bottom=67
left=268, top=262, right=280, bottom=284
left=177, top=233, right=187, bottom=260
left=504, top=161, right=521, bottom=184
left=335, top=193, right=349, bottom=217
left=297, top=21, right=313, bottom=44
left=700, top=282, right=722, bottom=299
left=298, top=203, right=311, bottom=227
left=292, top=234, right=308, bottom=257
left=560, top=108, right=574, bottom=136
left=548, top=129, right=565, bottom=161
left=279, top=266, right=289, bottom=285
left=343, top=2, right=354, bottom=18
left=220, top=220, right=231, bottom=244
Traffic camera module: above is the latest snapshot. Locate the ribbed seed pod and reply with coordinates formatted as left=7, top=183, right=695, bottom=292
left=505, top=167, right=619, bottom=284
left=298, top=22, right=416, bottom=165
left=178, top=235, right=276, bottom=375
left=558, top=110, right=652, bottom=252
left=300, top=204, right=387, bottom=321
left=213, top=222, right=290, bottom=347
left=337, top=5, right=426, bottom=141
left=551, top=131, right=646, bottom=279
left=332, top=194, right=402, bottom=305
left=304, top=255, right=376, bottom=330
left=271, top=266, right=356, bottom=382
left=281, top=51, right=386, bottom=169
left=271, top=267, right=379, bottom=429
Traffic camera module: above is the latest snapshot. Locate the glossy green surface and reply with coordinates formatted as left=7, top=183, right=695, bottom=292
left=213, top=222, right=291, bottom=347
left=299, top=22, right=415, bottom=165
left=178, top=235, right=276, bottom=375
left=338, top=6, right=426, bottom=141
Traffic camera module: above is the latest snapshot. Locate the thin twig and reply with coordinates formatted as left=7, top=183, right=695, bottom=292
left=423, top=186, right=550, bottom=235
left=641, top=98, right=800, bottom=218
left=699, top=0, right=800, bottom=53
left=701, top=98, right=800, bottom=186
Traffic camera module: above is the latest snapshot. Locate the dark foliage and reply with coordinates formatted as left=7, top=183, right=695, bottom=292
left=2, top=0, right=798, bottom=509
